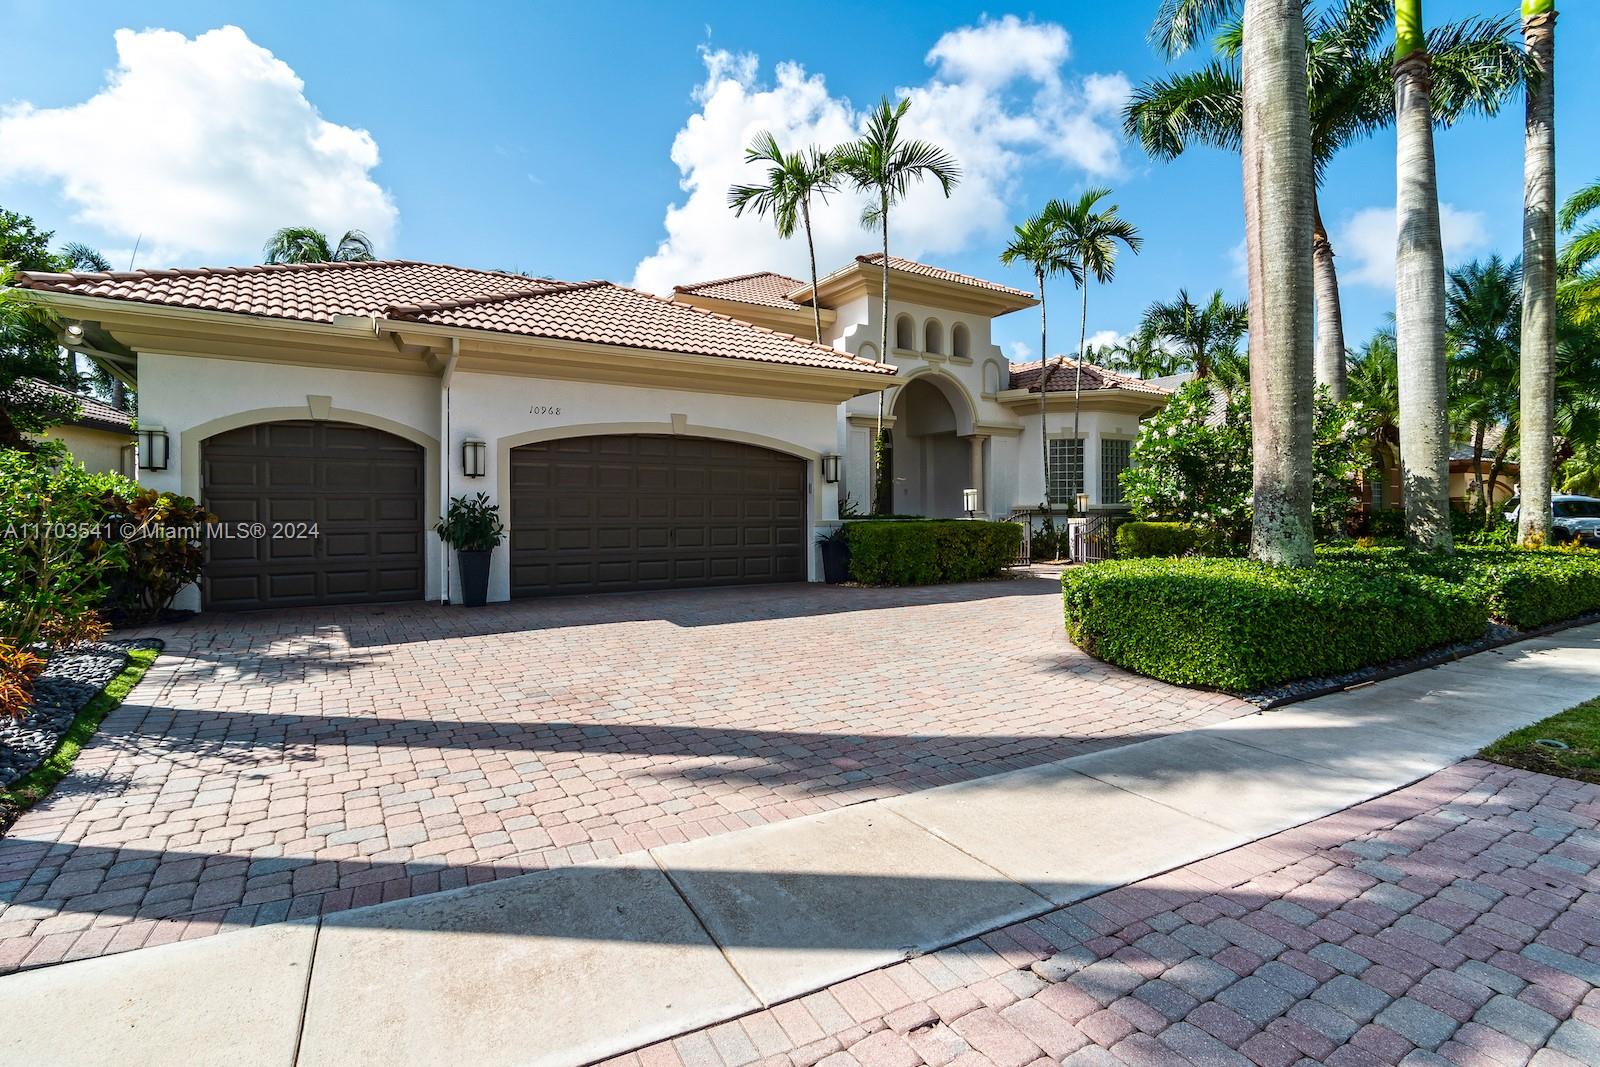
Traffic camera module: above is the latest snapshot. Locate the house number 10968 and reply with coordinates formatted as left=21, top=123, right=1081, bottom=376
left=529, top=405, right=561, bottom=415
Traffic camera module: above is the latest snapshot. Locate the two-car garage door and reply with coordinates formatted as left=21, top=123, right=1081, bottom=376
left=201, top=424, right=806, bottom=609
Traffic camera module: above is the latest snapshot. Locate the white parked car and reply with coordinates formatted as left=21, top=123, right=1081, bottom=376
left=1502, top=494, right=1600, bottom=547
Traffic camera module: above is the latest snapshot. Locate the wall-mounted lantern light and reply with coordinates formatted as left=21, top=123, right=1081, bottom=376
left=962, top=487, right=978, bottom=519
left=1075, top=491, right=1091, bottom=516
left=137, top=426, right=169, bottom=471
left=820, top=453, right=841, bottom=484
left=462, top=439, right=487, bottom=478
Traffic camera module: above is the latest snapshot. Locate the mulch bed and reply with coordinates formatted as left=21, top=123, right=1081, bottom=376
left=0, top=639, right=161, bottom=788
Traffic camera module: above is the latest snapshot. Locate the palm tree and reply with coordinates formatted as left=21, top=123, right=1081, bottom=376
left=1445, top=257, right=1522, bottom=520
left=262, top=227, right=376, bottom=265
left=1394, top=0, right=1452, bottom=553
left=1519, top=0, right=1557, bottom=542
left=728, top=133, right=839, bottom=342
left=1001, top=212, right=1082, bottom=509
left=1128, top=0, right=1525, bottom=402
left=1042, top=189, right=1142, bottom=452
left=1103, top=330, right=1184, bottom=379
left=833, top=97, right=960, bottom=513
left=1242, top=0, right=1317, bottom=566
left=1137, top=289, right=1248, bottom=380
left=1348, top=326, right=1401, bottom=510
left=1559, top=177, right=1600, bottom=323
left=57, top=242, right=111, bottom=272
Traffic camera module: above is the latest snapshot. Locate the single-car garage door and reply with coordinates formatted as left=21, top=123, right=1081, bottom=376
left=509, top=435, right=806, bottom=597
left=202, top=420, right=425, bottom=610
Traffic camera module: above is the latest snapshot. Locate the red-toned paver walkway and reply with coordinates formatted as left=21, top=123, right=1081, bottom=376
left=627, top=760, right=1600, bottom=1067
left=0, top=578, right=1245, bottom=972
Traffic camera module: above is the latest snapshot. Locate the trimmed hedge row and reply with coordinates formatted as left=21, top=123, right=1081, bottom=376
left=1115, top=521, right=1203, bottom=559
left=1062, top=558, right=1488, bottom=691
left=1317, top=545, right=1600, bottom=630
left=843, top=520, right=1022, bottom=586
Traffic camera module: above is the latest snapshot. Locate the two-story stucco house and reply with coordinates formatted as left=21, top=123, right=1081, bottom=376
left=14, top=253, right=1167, bottom=613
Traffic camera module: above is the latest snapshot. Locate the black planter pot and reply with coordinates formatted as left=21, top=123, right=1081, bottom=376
left=456, top=549, right=492, bottom=607
left=820, top=539, right=850, bottom=584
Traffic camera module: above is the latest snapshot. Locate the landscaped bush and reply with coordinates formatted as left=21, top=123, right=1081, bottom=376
left=1115, top=521, right=1203, bottom=559
left=0, top=642, right=45, bottom=722
left=100, top=487, right=215, bottom=623
left=0, top=443, right=128, bottom=651
left=1458, top=548, right=1600, bottom=629
left=844, top=519, right=1021, bottom=585
left=1062, top=558, right=1487, bottom=691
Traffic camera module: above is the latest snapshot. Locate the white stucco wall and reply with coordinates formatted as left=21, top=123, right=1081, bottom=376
left=136, top=352, right=844, bottom=611
left=1013, top=407, right=1144, bottom=512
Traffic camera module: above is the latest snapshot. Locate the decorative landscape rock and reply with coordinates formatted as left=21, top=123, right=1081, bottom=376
left=0, top=640, right=160, bottom=788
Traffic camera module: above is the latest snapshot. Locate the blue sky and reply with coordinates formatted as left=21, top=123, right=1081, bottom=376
left=1, top=1, right=1595, bottom=362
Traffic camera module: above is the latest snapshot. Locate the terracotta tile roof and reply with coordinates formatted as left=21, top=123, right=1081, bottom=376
left=674, top=271, right=808, bottom=308
left=1007, top=356, right=1171, bottom=396
left=12, top=260, right=892, bottom=377
left=11, top=259, right=544, bottom=324
left=22, top=378, right=134, bottom=433
left=822, top=254, right=1037, bottom=302
left=389, top=282, right=893, bottom=375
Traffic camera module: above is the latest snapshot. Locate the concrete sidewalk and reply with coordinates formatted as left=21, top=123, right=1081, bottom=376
left=5, top=624, right=1598, bottom=1067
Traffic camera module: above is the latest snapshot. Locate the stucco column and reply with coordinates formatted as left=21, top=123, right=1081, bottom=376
left=966, top=433, right=988, bottom=517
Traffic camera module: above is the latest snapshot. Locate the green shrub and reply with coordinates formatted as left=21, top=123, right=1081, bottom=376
left=1062, top=558, right=1487, bottom=691
left=844, top=519, right=1021, bottom=585
left=1115, top=521, right=1203, bottom=559
left=100, top=487, right=215, bottom=622
left=1457, top=548, right=1600, bottom=629
left=0, top=443, right=130, bottom=648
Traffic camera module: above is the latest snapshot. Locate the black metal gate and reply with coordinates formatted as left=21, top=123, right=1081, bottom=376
left=1072, top=515, right=1117, bottom=563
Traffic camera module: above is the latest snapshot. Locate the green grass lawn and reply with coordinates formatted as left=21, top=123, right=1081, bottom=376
left=1480, top=696, right=1600, bottom=784
left=0, top=646, right=160, bottom=834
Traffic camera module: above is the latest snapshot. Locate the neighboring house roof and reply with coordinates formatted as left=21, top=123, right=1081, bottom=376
left=1007, top=357, right=1172, bottom=396
left=12, top=260, right=893, bottom=377
left=23, top=378, right=133, bottom=433
left=786, top=253, right=1038, bottom=310
left=673, top=271, right=809, bottom=309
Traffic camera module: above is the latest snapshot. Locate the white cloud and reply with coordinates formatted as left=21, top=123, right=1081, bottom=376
left=632, top=16, right=1131, bottom=293
left=1334, top=204, right=1491, bottom=289
left=1086, top=329, right=1126, bottom=352
left=1006, top=340, right=1033, bottom=361
left=0, top=26, right=397, bottom=267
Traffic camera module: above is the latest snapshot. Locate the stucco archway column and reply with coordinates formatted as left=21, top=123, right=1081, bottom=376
left=965, top=433, right=989, bottom=517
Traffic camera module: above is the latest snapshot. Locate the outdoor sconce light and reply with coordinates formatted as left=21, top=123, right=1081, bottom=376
left=963, top=487, right=978, bottom=518
left=820, top=453, right=841, bottom=484
left=137, top=426, right=169, bottom=471
left=462, top=439, right=487, bottom=478
left=1075, top=491, right=1090, bottom=515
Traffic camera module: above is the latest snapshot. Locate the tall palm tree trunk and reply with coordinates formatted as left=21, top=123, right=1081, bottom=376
left=1312, top=194, right=1348, bottom=401
left=1072, top=280, right=1089, bottom=495
left=1243, top=0, right=1317, bottom=567
left=1470, top=421, right=1488, bottom=519
left=874, top=194, right=892, bottom=515
left=1394, top=1, right=1453, bottom=553
left=1037, top=270, right=1049, bottom=513
left=1518, top=3, right=1557, bottom=543
left=800, top=197, right=823, bottom=343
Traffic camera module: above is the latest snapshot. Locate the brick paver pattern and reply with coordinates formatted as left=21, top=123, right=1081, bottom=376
left=0, top=579, right=1244, bottom=971
left=618, top=761, right=1600, bottom=1067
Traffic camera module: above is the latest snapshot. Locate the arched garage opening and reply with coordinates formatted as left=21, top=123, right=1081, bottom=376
left=200, top=420, right=425, bottom=610
left=507, top=434, right=806, bottom=597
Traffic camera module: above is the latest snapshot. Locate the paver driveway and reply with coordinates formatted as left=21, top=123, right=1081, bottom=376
left=0, top=577, right=1246, bottom=972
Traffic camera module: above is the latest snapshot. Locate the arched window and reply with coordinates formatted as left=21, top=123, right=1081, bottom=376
left=952, top=323, right=971, bottom=360
left=894, top=314, right=916, bottom=351
left=858, top=342, right=880, bottom=363
left=923, top=319, right=944, bottom=355
left=982, top=360, right=1002, bottom=396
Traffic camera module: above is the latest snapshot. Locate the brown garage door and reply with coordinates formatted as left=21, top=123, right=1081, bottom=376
left=201, top=420, right=425, bottom=611
left=509, top=435, right=806, bottom=597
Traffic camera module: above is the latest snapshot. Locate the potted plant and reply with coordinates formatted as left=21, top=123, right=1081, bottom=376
left=435, top=492, right=505, bottom=607
left=817, top=525, right=850, bottom=584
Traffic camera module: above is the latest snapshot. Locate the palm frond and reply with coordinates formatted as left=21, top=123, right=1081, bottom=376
left=1122, top=61, right=1243, bottom=160
left=1560, top=180, right=1600, bottom=233
left=1150, top=0, right=1242, bottom=59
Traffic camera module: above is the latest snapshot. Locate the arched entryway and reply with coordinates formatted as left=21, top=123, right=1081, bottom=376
left=200, top=420, right=426, bottom=610
left=889, top=377, right=983, bottom=518
left=507, top=434, right=806, bottom=597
